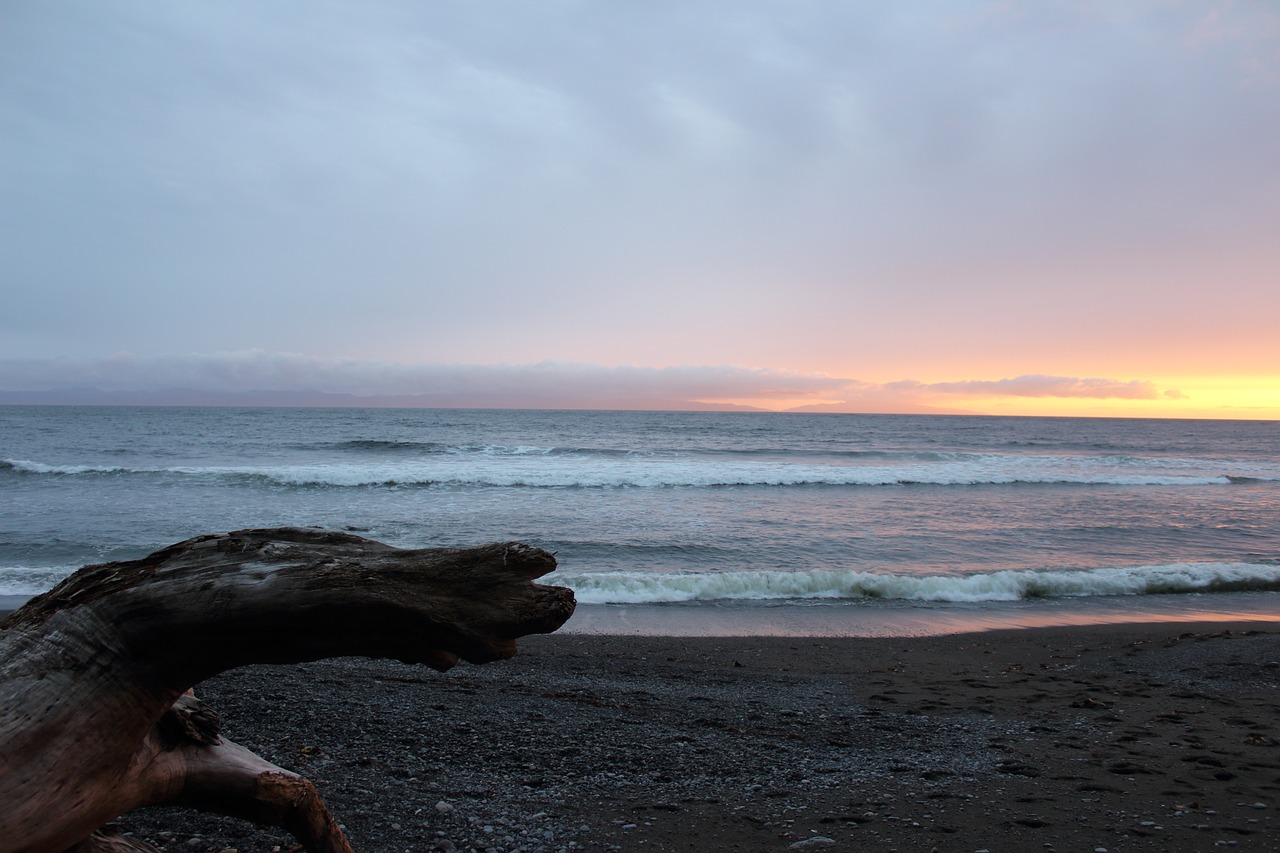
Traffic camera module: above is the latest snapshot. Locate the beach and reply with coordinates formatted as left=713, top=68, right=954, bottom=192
left=107, top=621, right=1280, bottom=852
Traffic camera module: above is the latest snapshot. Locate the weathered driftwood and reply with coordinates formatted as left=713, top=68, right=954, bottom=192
left=0, top=527, right=576, bottom=853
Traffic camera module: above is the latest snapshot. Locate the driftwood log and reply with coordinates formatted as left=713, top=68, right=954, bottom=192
left=0, top=527, right=576, bottom=853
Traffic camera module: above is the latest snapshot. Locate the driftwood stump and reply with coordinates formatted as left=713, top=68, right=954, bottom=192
left=0, top=528, right=576, bottom=853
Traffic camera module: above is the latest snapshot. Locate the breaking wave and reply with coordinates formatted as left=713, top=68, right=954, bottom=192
left=562, top=562, right=1280, bottom=604
left=7, top=561, right=1278, bottom=603
left=0, top=565, right=79, bottom=596
left=4, top=455, right=1276, bottom=489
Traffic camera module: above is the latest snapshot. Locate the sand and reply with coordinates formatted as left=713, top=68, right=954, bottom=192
left=96, top=623, right=1280, bottom=851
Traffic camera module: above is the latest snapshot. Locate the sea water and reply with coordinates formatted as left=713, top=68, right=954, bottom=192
left=2, top=406, right=1278, bottom=635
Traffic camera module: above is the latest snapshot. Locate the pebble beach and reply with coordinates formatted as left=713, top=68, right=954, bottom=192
left=108, top=622, right=1280, bottom=852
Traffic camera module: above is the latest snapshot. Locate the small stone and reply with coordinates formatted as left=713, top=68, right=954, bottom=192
left=435, top=801, right=454, bottom=815
left=789, top=839, right=837, bottom=849
left=1252, top=802, right=1268, bottom=810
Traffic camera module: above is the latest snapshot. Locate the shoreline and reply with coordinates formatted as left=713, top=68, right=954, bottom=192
left=95, top=620, right=1280, bottom=851
left=563, top=592, right=1280, bottom=636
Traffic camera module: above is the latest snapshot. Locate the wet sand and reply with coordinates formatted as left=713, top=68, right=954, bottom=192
left=99, top=623, right=1280, bottom=851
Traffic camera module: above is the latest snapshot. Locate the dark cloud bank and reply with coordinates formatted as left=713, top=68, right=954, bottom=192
left=0, top=352, right=1178, bottom=414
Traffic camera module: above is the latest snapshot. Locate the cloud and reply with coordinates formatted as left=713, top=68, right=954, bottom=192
left=0, top=352, right=1181, bottom=412
left=889, top=375, right=1167, bottom=400
left=0, top=351, right=842, bottom=408
left=2, top=1, right=1277, bottom=382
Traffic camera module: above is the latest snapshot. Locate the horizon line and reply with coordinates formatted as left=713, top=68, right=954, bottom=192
left=1, top=393, right=1273, bottom=423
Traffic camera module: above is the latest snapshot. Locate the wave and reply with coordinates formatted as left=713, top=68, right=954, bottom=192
left=314, top=440, right=687, bottom=459
left=4, top=455, right=1277, bottom=489
left=0, top=565, right=79, bottom=596
left=316, top=440, right=640, bottom=457
left=1, top=459, right=136, bottom=476
left=320, top=439, right=452, bottom=454
left=6, top=560, right=1278, bottom=604
left=560, top=562, right=1280, bottom=604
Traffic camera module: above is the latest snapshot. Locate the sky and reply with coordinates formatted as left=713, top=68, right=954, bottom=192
left=2, top=1, right=1277, bottom=417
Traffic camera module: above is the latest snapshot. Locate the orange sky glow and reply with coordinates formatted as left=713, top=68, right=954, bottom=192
left=699, top=373, right=1280, bottom=419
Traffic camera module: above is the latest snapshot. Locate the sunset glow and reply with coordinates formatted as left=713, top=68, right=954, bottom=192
left=698, top=374, right=1280, bottom=419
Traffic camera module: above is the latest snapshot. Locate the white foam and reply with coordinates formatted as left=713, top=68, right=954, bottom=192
left=559, top=562, right=1280, bottom=604
left=3, top=459, right=132, bottom=475
left=0, top=566, right=77, bottom=596
left=6, top=451, right=1277, bottom=488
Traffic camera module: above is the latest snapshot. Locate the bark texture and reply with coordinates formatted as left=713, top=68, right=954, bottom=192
left=0, top=528, right=576, bottom=853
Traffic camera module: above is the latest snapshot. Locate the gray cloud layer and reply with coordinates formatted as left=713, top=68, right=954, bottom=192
left=0, top=351, right=1180, bottom=412
left=2, top=1, right=1277, bottom=385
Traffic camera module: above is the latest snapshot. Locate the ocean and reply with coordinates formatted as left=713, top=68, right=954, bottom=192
left=2, top=406, right=1278, bottom=635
